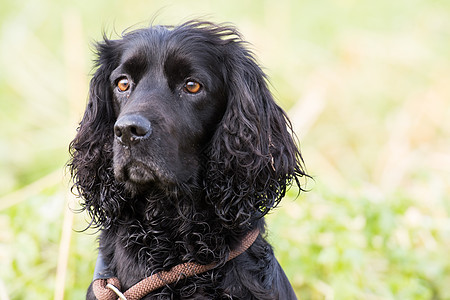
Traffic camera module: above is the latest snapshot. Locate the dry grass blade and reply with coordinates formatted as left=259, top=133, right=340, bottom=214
left=53, top=11, right=86, bottom=300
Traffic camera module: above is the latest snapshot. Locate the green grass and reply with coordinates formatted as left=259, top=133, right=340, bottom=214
left=1, top=0, right=450, bottom=299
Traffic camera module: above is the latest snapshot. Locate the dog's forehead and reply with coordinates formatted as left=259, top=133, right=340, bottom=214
left=120, top=45, right=148, bottom=65
left=118, top=27, right=169, bottom=63
left=119, top=26, right=224, bottom=65
left=112, top=26, right=231, bottom=87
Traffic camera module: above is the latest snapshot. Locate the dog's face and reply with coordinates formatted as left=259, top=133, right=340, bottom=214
left=109, top=28, right=227, bottom=191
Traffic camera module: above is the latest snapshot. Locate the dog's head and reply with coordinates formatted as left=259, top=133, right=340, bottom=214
left=69, top=21, right=306, bottom=229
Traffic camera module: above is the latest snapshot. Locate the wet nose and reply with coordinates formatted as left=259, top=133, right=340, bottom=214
left=114, top=115, right=152, bottom=145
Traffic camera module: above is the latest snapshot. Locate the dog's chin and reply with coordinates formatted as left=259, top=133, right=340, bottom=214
left=126, top=164, right=157, bottom=183
left=114, top=161, right=172, bottom=193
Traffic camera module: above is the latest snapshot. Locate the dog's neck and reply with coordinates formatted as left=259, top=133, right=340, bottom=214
left=103, top=189, right=260, bottom=269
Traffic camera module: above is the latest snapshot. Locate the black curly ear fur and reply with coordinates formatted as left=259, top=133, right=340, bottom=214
left=68, top=38, right=125, bottom=229
left=205, top=42, right=307, bottom=231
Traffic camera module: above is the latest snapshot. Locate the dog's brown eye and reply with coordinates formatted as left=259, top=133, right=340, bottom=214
left=117, top=78, right=130, bottom=92
left=184, top=81, right=201, bottom=94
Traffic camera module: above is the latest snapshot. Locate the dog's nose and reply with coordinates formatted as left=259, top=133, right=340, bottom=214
left=114, top=115, right=152, bottom=145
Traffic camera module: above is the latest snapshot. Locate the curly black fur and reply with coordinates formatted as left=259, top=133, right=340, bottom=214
left=69, top=20, right=306, bottom=299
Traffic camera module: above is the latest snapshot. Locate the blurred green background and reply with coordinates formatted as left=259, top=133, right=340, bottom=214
left=1, top=0, right=449, bottom=299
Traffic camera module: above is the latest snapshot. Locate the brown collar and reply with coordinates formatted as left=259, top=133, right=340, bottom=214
left=93, top=229, right=260, bottom=300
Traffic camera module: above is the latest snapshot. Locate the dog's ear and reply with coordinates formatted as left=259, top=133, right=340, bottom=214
left=205, top=44, right=307, bottom=230
left=69, top=37, right=122, bottom=228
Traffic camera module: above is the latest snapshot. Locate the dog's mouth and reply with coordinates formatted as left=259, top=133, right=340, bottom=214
left=112, top=138, right=192, bottom=192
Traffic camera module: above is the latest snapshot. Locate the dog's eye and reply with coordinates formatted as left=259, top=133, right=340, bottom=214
left=117, top=78, right=130, bottom=92
left=184, top=80, right=202, bottom=94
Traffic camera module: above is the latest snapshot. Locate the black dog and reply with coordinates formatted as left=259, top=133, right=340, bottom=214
left=69, top=20, right=306, bottom=299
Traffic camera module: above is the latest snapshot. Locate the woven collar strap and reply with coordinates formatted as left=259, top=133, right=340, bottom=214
left=93, top=229, right=260, bottom=300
